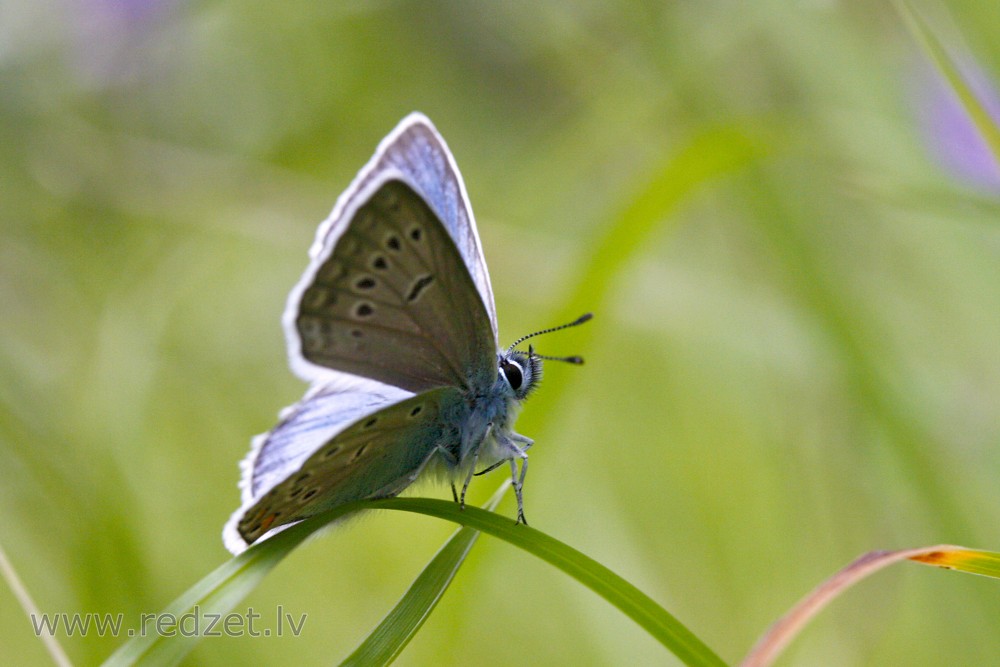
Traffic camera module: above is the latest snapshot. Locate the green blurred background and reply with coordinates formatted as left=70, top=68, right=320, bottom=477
left=4, top=1, right=1000, bottom=665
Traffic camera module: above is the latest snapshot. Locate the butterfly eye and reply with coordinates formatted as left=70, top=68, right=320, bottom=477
left=500, top=359, right=523, bottom=391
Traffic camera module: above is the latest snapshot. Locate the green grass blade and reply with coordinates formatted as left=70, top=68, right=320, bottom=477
left=896, top=0, right=1000, bottom=165
left=339, top=527, right=480, bottom=667
left=363, top=498, right=727, bottom=667
left=339, top=485, right=509, bottom=666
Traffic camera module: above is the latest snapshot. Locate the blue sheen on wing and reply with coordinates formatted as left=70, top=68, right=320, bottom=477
left=245, top=379, right=413, bottom=502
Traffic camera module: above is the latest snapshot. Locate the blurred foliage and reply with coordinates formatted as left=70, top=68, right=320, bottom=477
left=3, top=1, right=1000, bottom=665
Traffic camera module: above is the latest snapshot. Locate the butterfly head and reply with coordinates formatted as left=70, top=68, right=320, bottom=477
left=499, top=347, right=543, bottom=400
left=500, top=313, right=593, bottom=401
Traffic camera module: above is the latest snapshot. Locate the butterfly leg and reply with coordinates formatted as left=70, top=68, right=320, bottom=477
left=473, top=458, right=506, bottom=476
left=473, top=431, right=530, bottom=476
left=511, top=432, right=534, bottom=451
left=498, top=435, right=530, bottom=525
left=508, top=454, right=529, bottom=525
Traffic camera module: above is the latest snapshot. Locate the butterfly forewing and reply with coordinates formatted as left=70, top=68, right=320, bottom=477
left=295, top=178, right=496, bottom=393
left=235, top=386, right=463, bottom=546
left=326, top=115, right=498, bottom=338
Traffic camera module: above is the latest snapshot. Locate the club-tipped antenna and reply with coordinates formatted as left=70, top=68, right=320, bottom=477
left=507, top=313, right=593, bottom=355
left=534, top=353, right=585, bottom=365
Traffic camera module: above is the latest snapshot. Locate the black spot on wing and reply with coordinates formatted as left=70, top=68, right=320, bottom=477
left=406, top=275, right=435, bottom=302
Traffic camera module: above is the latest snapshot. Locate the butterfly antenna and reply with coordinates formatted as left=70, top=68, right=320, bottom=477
left=507, top=313, right=593, bottom=360
left=530, top=345, right=585, bottom=365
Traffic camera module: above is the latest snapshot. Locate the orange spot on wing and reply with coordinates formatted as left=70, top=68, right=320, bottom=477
left=259, top=514, right=277, bottom=533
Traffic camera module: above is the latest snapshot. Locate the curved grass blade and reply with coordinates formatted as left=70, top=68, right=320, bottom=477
left=339, top=483, right=508, bottom=666
left=364, top=497, right=727, bottom=667
left=741, top=545, right=1000, bottom=667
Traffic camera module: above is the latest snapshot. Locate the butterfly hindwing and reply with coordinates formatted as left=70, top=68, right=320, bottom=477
left=241, top=379, right=413, bottom=504
left=224, top=378, right=410, bottom=553
left=293, top=177, right=496, bottom=393
left=231, top=385, right=464, bottom=549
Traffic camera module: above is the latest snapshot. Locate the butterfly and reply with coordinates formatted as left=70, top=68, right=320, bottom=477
left=223, top=113, right=590, bottom=554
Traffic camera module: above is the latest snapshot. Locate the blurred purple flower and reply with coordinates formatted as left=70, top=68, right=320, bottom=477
left=912, top=58, right=1000, bottom=191
left=71, top=0, right=177, bottom=87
